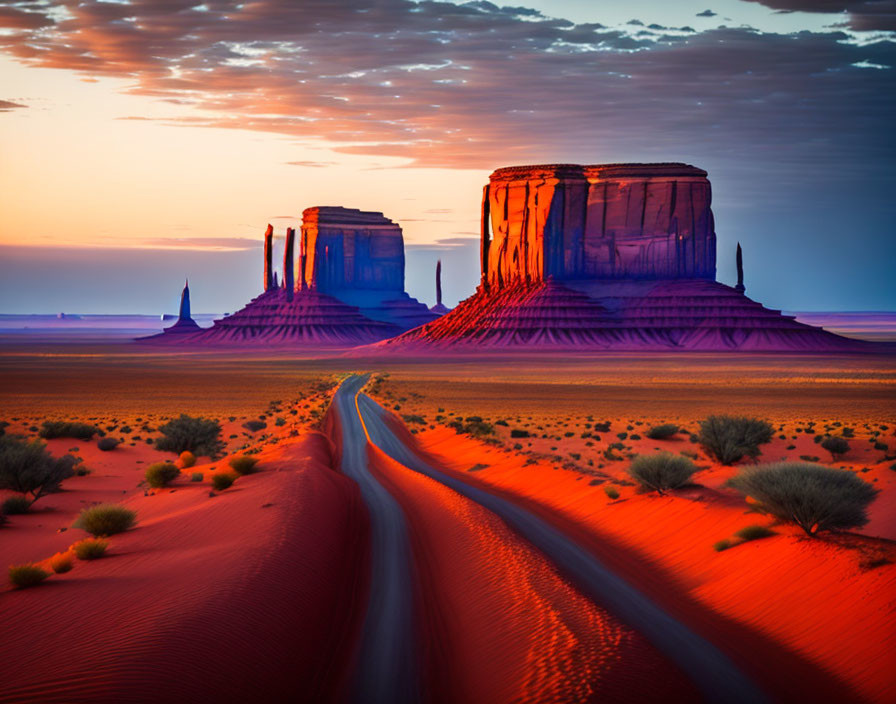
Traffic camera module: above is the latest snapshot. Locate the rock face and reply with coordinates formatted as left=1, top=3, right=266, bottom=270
left=380, top=162, right=865, bottom=352
left=300, top=207, right=438, bottom=329
left=301, top=207, right=404, bottom=293
left=482, top=163, right=715, bottom=289
left=149, top=208, right=436, bottom=346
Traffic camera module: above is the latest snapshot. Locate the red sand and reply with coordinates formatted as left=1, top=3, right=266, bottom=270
left=367, top=444, right=698, bottom=703
left=412, top=426, right=896, bottom=703
left=0, top=434, right=369, bottom=704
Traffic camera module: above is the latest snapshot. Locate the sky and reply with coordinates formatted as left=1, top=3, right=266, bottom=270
left=0, top=0, right=894, bottom=314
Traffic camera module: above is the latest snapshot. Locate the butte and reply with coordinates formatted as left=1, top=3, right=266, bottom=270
left=383, top=163, right=866, bottom=351
left=157, top=207, right=439, bottom=346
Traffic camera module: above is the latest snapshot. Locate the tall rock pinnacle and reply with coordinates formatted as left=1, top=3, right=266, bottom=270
left=735, top=242, right=745, bottom=293
left=263, top=223, right=274, bottom=291
left=284, top=227, right=295, bottom=302
left=436, top=259, right=443, bottom=306
left=179, top=278, right=191, bottom=321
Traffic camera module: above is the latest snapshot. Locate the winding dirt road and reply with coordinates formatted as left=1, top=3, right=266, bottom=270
left=330, top=375, right=768, bottom=704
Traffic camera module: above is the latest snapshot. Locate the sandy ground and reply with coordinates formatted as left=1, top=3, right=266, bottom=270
left=406, top=425, right=896, bottom=703
left=0, top=433, right=369, bottom=703
left=1, top=338, right=894, bottom=702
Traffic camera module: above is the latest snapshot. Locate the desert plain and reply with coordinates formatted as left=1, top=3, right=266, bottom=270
left=1, top=337, right=894, bottom=703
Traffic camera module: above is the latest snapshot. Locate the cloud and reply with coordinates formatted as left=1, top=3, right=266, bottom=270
left=406, top=235, right=480, bottom=249
left=126, top=237, right=262, bottom=251
left=697, top=10, right=718, bottom=17
left=284, top=160, right=337, bottom=168
left=0, top=0, right=892, bottom=186
left=744, top=0, right=896, bottom=31
left=0, top=6, right=55, bottom=30
left=0, top=99, right=26, bottom=111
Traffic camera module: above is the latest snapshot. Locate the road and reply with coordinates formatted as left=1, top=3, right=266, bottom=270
left=333, top=374, right=767, bottom=704
left=332, top=374, right=419, bottom=704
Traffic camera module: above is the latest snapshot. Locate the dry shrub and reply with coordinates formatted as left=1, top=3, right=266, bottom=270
left=9, top=563, right=49, bottom=588
left=728, top=462, right=878, bottom=536
left=145, top=462, right=180, bottom=488
left=698, top=415, right=773, bottom=465
left=49, top=552, right=74, bottom=574
left=628, top=453, right=696, bottom=495
left=155, top=414, right=223, bottom=458
left=228, top=455, right=259, bottom=475
left=75, top=503, right=137, bottom=536
left=211, top=472, right=238, bottom=491
left=73, top=538, right=109, bottom=560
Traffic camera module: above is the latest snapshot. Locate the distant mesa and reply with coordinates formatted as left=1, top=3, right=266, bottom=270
left=382, top=162, right=865, bottom=351
left=144, top=207, right=436, bottom=346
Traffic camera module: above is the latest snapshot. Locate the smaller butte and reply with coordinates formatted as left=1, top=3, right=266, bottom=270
left=143, top=207, right=441, bottom=346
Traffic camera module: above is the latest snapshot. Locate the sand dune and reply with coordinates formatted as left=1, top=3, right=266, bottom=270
left=368, top=443, right=698, bottom=703
left=412, top=427, right=896, bottom=703
left=1, top=435, right=369, bottom=704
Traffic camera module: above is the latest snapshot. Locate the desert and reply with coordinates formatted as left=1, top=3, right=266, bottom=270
left=3, top=2, right=895, bottom=702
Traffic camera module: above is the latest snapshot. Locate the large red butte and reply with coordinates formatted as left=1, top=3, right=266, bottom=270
left=482, top=163, right=715, bottom=289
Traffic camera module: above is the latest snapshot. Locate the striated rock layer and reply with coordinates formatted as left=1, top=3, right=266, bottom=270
left=379, top=162, right=867, bottom=352
left=483, top=163, right=715, bottom=290
left=149, top=288, right=400, bottom=347
left=301, top=206, right=439, bottom=329
left=382, top=280, right=866, bottom=351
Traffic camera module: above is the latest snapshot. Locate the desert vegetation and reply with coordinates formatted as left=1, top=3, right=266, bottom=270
left=73, top=538, right=109, bottom=560
left=627, top=453, right=696, bottom=495
left=49, top=552, right=74, bottom=574
left=0, top=434, right=77, bottom=507
left=74, top=504, right=137, bottom=536
left=145, top=461, right=180, bottom=488
left=728, top=462, right=878, bottom=536
left=646, top=424, right=679, bottom=440
left=211, top=472, right=238, bottom=491
left=155, top=414, right=223, bottom=458
left=228, top=455, right=259, bottom=475
left=698, top=415, right=774, bottom=465
left=97, top=437, right=120, bottom=451
left=38, top=421, right=97, bottom=440
left=9, top=563, right=50, bottom=588
left=2, top=495, right=33, bottom=515
left=821, top=436, right=850, bottom=461
left=178, top=451, right=196, bottom=468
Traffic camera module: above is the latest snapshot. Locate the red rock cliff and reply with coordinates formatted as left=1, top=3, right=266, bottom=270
left=482, top=163, right=715, bottom=288
left=301, top=207, right=405, bottom=294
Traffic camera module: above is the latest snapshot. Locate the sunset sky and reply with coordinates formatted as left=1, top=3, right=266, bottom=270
left=1, top=0, right=893, bottom=313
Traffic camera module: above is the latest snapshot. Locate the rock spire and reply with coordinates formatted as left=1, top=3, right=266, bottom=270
left=263, top=223, right=274, bottom=292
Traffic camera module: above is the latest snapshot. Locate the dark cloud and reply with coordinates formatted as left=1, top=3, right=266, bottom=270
left=697, top=9, right=718, bottom=17
left=0, top=0, right=892, bottom=187
left=0, top=99, right=27, bottom=111
left=0, top=6, right=55, bottom=30
left=745, top=0, right=896, bottom=30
